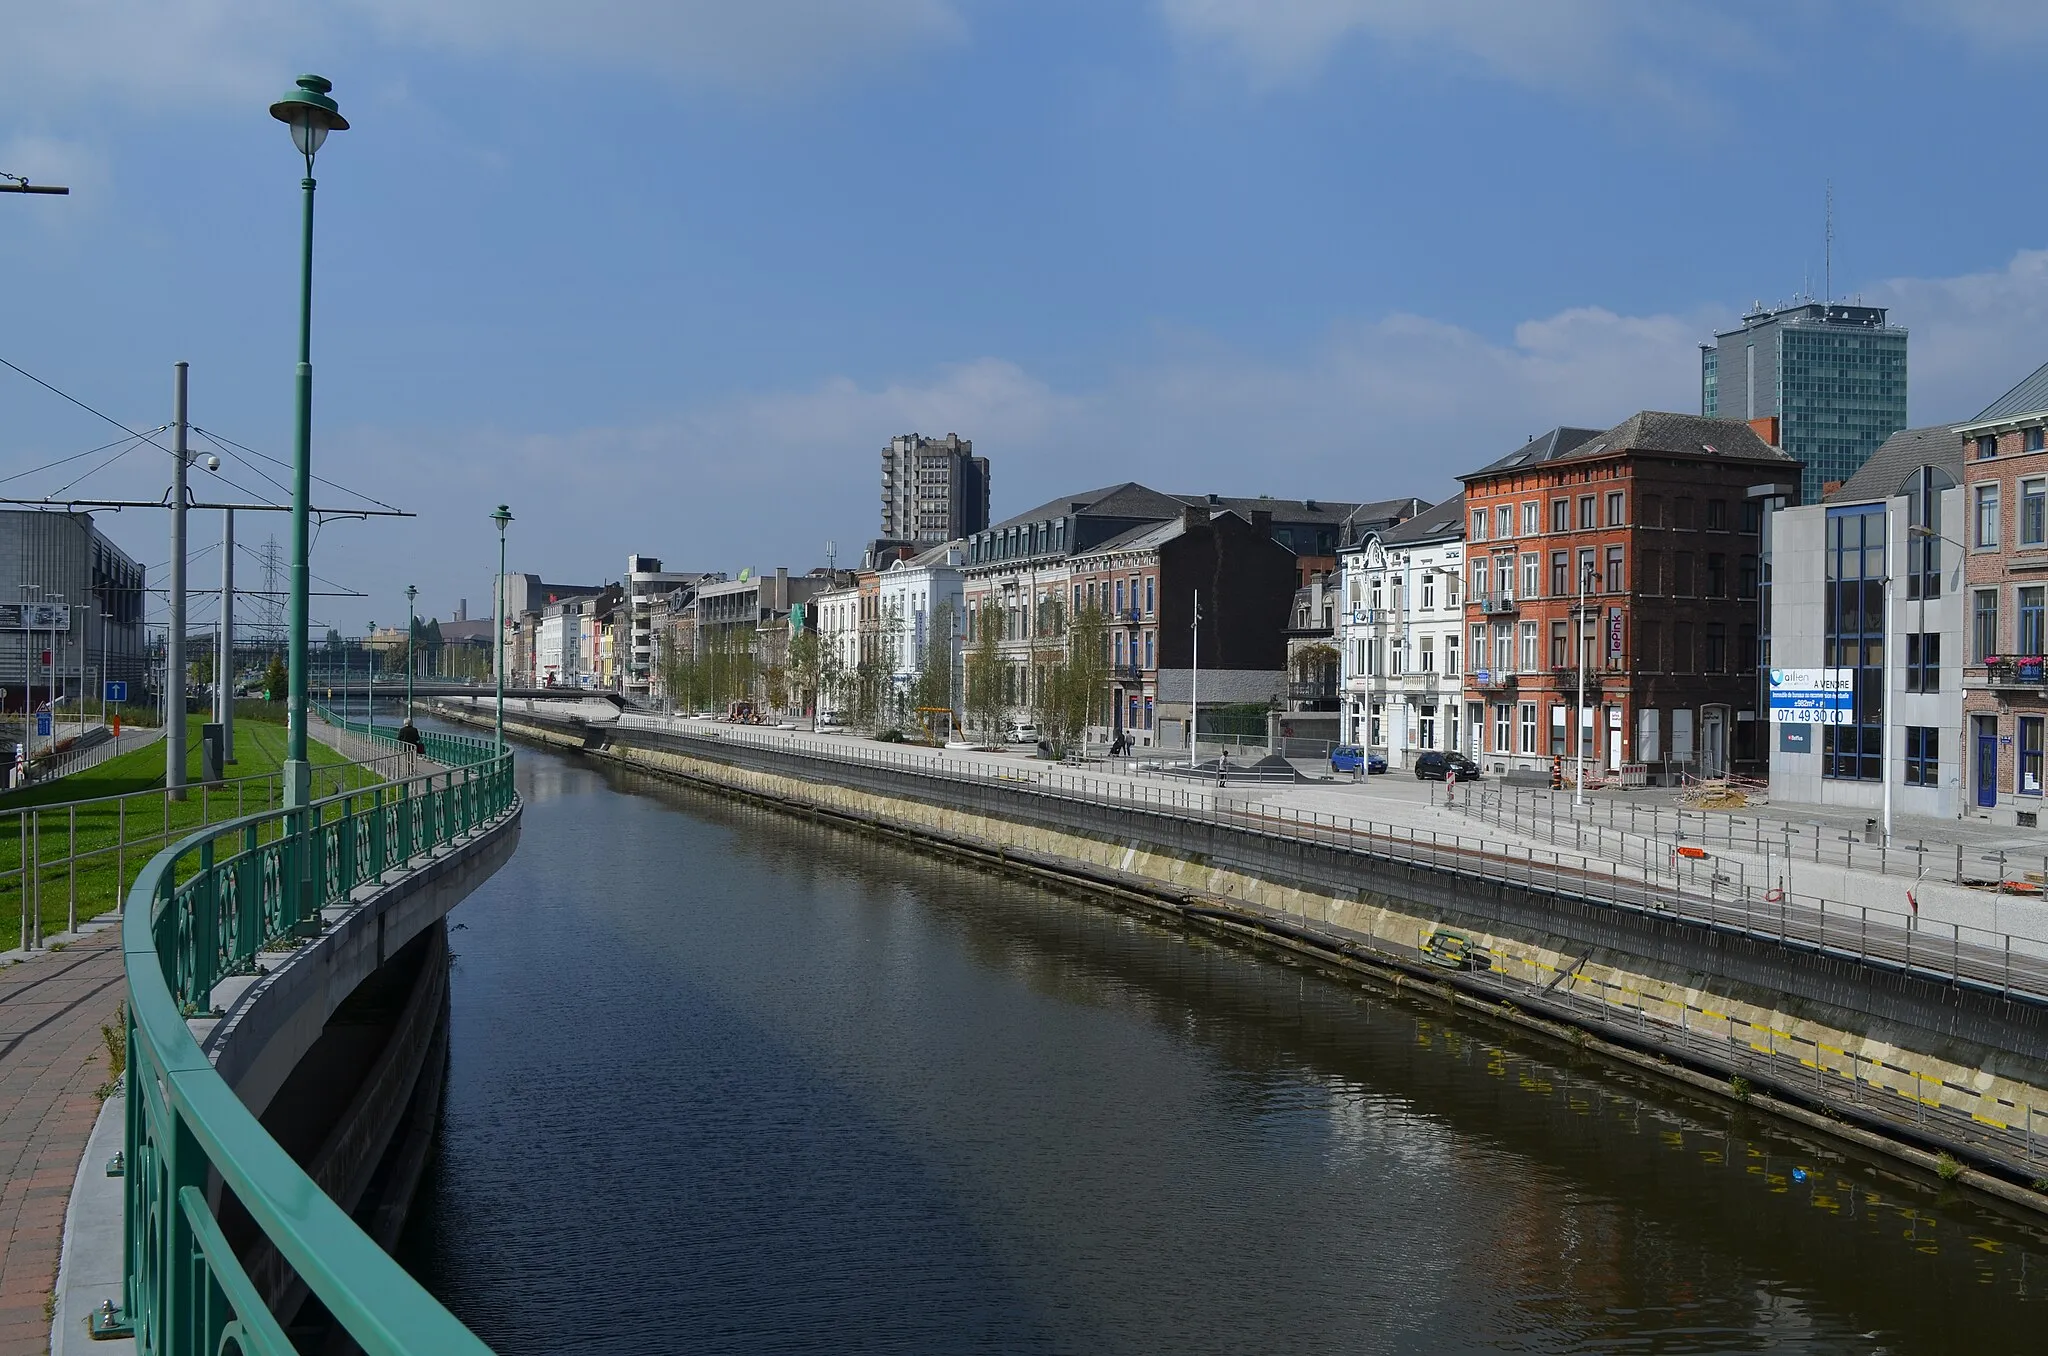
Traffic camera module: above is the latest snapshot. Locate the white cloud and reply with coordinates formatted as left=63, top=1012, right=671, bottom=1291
left=1155, top=0, right=1766, bottom=116
left=1863, top=249, right=2048, bottom=421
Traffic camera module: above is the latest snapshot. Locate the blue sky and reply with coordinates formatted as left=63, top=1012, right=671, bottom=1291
left=7, top=0, right=2048, bottom=633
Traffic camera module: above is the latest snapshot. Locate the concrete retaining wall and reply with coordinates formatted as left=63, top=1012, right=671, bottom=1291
left=459, top=704, right=2048, bottom=1209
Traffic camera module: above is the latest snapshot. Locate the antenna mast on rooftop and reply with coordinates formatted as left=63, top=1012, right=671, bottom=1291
left=1824, top=180, right=1834, bottom=307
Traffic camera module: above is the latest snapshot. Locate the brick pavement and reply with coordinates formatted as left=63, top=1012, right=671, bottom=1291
left=0, top=930, right=125, bottom=1356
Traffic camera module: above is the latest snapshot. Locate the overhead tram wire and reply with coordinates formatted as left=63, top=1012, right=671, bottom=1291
left=0, top=428, right=165, bottom=488
left=192, top=425, right=404, bottom=515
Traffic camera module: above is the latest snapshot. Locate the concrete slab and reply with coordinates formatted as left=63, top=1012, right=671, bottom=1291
left=49, top=1096, right=128, bottom=1356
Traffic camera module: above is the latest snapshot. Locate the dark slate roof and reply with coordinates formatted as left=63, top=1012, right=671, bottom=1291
left=1459, top=427, right=1605, bottom=480
left=1171, top=493, right=1361, bottom=525
left=985, top=482, right=1183, bottom=533
left=1828, top=424, right=1964, bottom=503
left=1557, top=411, right=1794, bottom=465
left=1380, top=491, right=1466, bottom=546
left=1971, top=358, right=2048, bottom=424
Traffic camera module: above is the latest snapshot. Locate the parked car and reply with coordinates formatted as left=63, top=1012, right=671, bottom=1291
left=1329, top=745, right=1387, bottom=775
left=1413, top=750, right=1481, bottom=782
left=1010, top=723, right=1041, bottom=745
left=816, top=711, right=846, bottom=730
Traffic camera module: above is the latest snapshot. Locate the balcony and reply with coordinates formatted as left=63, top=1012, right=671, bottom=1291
left=1288, top=678, right=1338, bottom=701
left=1477, top=593, right=1518, bottom=615
left=1115, top=663, right=1148, bottom=682
left=1467, top=669, right=1517, bottom=691
left=1399, top=671, right=1439, bottom=694
left=1983, top=656, right=2048, bottom=689
left=1120, top=607, right=1144, bottom=624
left=1348, top=607, right=1387, bottom=626
left=1549, top=665, right=1604, bottom=691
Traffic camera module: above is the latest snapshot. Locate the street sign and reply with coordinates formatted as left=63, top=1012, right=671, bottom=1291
left=36, top=712, right=52, bottom=737
left=0, top=603, right=70, bottom=631
left=105, top=680, right=127, bottom=703
left=1767, top=667, right=1854, bottom=724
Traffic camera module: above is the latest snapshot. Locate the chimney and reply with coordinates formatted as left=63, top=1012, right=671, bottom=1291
left=1747, top=415, right=1781, bottom=446
left=776, top=566, right=789, bottom=610
left=456, top=599, right=466, bottom=622
left=1182, top=504, right=1212, bottom=529
left=1249, top=509, right=1274, bottom=536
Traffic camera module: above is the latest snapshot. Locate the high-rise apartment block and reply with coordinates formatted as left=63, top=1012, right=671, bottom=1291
left=881, top=433, right=990, bottom=545
left=1700, top=301, right=1908, bottom=504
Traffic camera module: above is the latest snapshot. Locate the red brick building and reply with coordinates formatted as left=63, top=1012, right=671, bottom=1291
left=1458, top=413, right=1799, bottom=780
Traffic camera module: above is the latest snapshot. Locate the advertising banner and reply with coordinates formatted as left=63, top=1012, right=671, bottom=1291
left=1767, top=667, right=1854, bottom=724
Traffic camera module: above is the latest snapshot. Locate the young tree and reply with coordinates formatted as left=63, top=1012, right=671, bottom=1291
left=964, top=600, right=1007, bottom=746
left=1058, top=603, right=1111, bottom=752
left=787, top=628, right=823, bottom=719
left=909, top=601, right=956, bottom=727
left=263, top=655, right=287, bottom=702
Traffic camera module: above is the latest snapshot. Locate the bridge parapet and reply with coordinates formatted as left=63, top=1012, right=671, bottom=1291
left=111, top=745, right=515, bottom=1353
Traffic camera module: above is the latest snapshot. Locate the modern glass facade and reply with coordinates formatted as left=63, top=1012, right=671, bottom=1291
left=1701, top=303, right=1908, bottom=504
left=1823, top=504, right=1886, bottom=781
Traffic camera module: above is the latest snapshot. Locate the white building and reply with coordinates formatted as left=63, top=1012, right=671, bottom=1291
left=877, top=541, right=966, bottom=713
left=1339, top=495, right=1467, bottom=768
left=623, top=555, right=713, bottom=695
left=1768, top=426, right=1965, bottom=818
left=812, top=581, right=863, bottom=709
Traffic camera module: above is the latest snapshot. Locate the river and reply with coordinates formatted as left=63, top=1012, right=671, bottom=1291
left=400, top=740, right=2048, bottom=1354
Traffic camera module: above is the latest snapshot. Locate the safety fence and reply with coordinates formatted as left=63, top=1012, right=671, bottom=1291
left=117, top=747, right=516, bottom=1354
left=313, top=701, right=500, bottom=769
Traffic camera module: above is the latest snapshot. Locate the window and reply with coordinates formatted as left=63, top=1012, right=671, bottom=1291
left=1606, top=491, right=1625, bottom=526
left=1675, top=497, right=1695, bottom=529
left=1741, top=501, right=1762, bottom=534
left=1739, top=554, right=1758, bottom=599
left=1551, top=551, right=1569, bottom=596
left=1643, top=493, right=1663, bottom=527
left=1421, top=573, right=1436, bottom=610
left=1522, top=553, right=1540, bottom=597
left=1904, top=465, right=1950, bottom=599
left=1370, top=578, right=1382, bottom=610
left=1978, top=434, right=1999, bottom=460
left=1418, top=708, right=1436, bottom=749
left=1977, top=484, right=2002, bottom=548
left=1473, top=557, right=1490, bottom=599
left=1906, top=633, right=1939, bottom=692
left=1146, top=577, right=1155, bottom=614
left=1519, top=621, right=1538, bottom=672
left=1704, top=623, right=1726, bottom=672
left=1494, top=703, right=1512, bottom=752
left=1418, top=635, right=1435, bottom=672
left=1495, top=505, right=1513, bottom=539
left=1073, top=583, right=1082, bottom=612
left=1641, top=550, right=1661, bottom=595
left=1519, top=702, right=1537, bottom=754
left=1578, top=495, right=1596, bottom=529
left=2031, top=429, right=2046, bottom=453
left=1471, top=623, right=1489, bottom=672
left=1551, top=499, right=1569, bottom=533
left=1706, top=499, right=1727, bottom=530
left=1606, top=546, right=1624, bottom=593
left=1114, top=632, right=1126, bottom=666
left=1494, top=621, right=1513, bottom=672
left=1975, top=589, right=2001, bottom=661
left=2023, top=586, right=2046, bottom=654
left=1739, top=623, right=1758, bottom=671
left=1390, top=636, right=1404, bottom=676
left=1369, top=703, right=1382, bottom=746
left=1905, top=727, right=1942, bottom=788
left=1639, top=619, right=1663, bottom=671
left=1445, top=632, right=1460, bottom=676
left=1471, top=507, right=1489, bottom=541
left=1673, top=621, right=1694, bottom=673
left=1672, top=552, right=1694, bottom=595
left=1115, top=579, right=1126, bottom=613
left=1575, top=547, right=1595, bottom=595
left=1550, top=620, right=1568, bottom=668
left=2025, top=479, right=2047, bottom=547
left=1145, top=632, right=1155, bottom=668
left=1522, top=502, right=1540, bottom=536
left=1706, top=553, right=1727, bottom=597
left=1823, top=505, right=1886, bottom=782
left=2025, top=719, right=2046, bottom=796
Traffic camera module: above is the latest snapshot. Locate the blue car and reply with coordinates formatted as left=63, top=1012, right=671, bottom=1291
left=1330, top=745, right=1387, bottom=775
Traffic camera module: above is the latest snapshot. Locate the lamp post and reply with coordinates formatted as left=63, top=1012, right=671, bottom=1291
left=1574, top=561, right=1594, bottom=809
left=401, top=584, right=419, bottom=746
left=270, top=73, right=348, bottom=809
left=493, top=505, right=513, bottom=753
left=366, top=622, right=375, bottom=730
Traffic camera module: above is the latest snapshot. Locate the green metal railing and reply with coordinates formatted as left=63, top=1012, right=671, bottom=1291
left=117, top=740, right=514, bottom=1352
left=313, top=701, right=498, bottom=768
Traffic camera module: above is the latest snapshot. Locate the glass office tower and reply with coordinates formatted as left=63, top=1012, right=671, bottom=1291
left=1701, top=302, right=1908, bottom=504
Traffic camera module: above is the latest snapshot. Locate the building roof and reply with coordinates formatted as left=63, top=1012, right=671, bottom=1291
left=1968, top=358, right=2048, bottom=427
left=1827, top=424, right=1964, bottom=503
left=1170, top=494, right=1360, bottom=526
left=1379, top=491, right=1466, bottom=547
left=1460, top=427, right=1605, bottom=480
left=985, top=482, right=1185, bottom=533
left=1071, top=515, right=1188, bottom=560
left=1558, top=411, right=1794, bottom=465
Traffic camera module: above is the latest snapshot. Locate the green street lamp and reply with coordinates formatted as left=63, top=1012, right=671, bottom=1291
left=492, top=505, right=512, bottom=754
left=270, top=73, right=348, bottom=809
left=401, top=583, right=420, bottom=747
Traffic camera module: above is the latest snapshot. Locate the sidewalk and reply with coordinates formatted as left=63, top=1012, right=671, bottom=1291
left=0, top=924, right=123, bottom=1356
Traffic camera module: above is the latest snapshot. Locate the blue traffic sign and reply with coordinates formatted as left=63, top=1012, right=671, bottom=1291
left=36, top=712, right=52, bottom=737
left=104, top=680, right=127, bottom=703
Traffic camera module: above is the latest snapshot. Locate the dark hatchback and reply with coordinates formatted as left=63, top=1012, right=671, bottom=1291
left=1413, top=751, right=1482, bottom=781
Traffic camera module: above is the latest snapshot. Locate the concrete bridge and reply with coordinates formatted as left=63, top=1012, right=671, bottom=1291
left=41, top=716, right=520, bottom=1352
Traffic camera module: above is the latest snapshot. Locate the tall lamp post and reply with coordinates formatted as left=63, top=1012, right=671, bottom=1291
left=270, top=73, right=348, bottom=809
left=493, top=505, right=513, bottom=753
left=1574, top=561, right=1595, bottom=809
left=401, top=584, right=420, bottom=746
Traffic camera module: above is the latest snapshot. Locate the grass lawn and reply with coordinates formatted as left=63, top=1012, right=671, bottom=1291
left=0, top=715, right=388, bottom=952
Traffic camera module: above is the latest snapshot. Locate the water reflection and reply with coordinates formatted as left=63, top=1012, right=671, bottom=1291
left=403, top=744, right=2048, bottom=1354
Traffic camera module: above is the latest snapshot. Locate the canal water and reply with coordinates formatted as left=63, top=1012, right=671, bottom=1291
left=401, top=741, right=2048, bottom=1354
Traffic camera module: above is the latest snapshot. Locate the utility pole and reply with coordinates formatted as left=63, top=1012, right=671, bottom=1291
left=1189, top=590, right=1202, bottom=769
left=168, top=362, right=189, bottom=799
left=1574, top=560, right=1594, bottom=810
left=219, top=506, right=235, bottom=761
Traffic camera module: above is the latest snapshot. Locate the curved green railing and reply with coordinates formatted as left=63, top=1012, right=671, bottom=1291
left=118, top=746, right=516, bottom=1353
left=313, top=701, right=498, bottom=768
